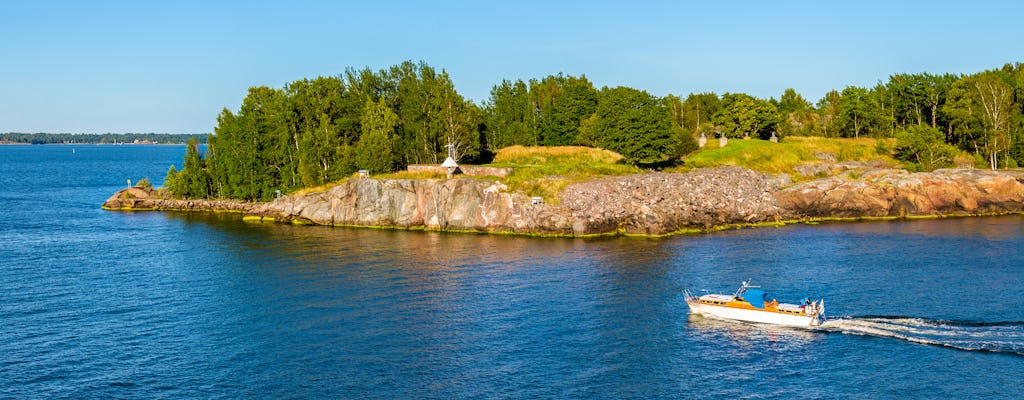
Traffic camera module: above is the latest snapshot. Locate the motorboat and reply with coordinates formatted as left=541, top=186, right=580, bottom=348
left=685, top=280, right=824, bottom=327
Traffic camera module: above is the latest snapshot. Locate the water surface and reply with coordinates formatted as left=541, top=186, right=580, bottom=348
left=1, top=145, right=1022, bottom=398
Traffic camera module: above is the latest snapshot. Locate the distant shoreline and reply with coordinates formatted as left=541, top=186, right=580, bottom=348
left=0, top=133, right=206, bottom=145
left=0, top=142, right=188, bottom=146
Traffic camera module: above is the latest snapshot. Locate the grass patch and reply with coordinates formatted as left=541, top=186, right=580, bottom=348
left=485, top=146, right=640, bottom=203
left=376, top=170, right=448, bottom=180
left=290, top=178, right=352, bottom=196
left=673, top=136, right=898, bottom=177
left=492, top=145, right=625, bottom=165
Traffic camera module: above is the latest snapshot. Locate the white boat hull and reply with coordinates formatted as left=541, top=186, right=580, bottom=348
left=687, top=301, right=821, bottom=327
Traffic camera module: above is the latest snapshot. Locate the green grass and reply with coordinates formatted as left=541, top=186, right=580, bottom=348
left=484, top=146, right=640, bottom=203
left=672, top=136, right=898, bottom=178
left=491, top=145, right=625, bottom=165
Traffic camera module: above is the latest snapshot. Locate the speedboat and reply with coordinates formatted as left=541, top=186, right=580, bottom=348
left=685, top=280, right=824, bottom=327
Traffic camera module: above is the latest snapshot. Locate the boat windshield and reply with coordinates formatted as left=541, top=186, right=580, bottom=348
left=742, top=288, right=766, bottom=308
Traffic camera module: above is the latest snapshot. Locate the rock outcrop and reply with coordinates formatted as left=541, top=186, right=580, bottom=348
left=102, top=187, right=255, bottom=213
left=559, top=167, right=788, bottom=235
left=240, top=167, right=790, bottom=236
left=248, top=178, right=573, bottom=235
left=103, top=167, right=1024, bottom=237
left=776, top=168, right=1024, bottom=217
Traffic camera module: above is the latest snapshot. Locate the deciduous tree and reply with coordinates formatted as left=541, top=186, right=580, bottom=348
left=593, top=86, right=680, bottom=166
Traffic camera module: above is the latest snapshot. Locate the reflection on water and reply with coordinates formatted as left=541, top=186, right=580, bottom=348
left=687, top=313, right=819, bottom=347
left=815, top=215, right=1024, bottom=241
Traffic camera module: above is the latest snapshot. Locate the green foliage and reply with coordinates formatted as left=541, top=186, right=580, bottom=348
left=206, top=86, right=292, bottom=201
left=591, top=86, right=680, bottom=166
left=288, top=76, right=358, bottom=187
left=675, top=92, right=721, bottom=134
left=387, top=61, right=483, bottom=165
left=136, top=177, right=153, bottom=189
left=776, top=88, right=817, bottom=136
left=165, top=138, right=211, bottom=199
left=484, top=79, right=536, bottom=148
left=944, top=71, right=1016, bottom=169
left=538, top=75, right=598, bottom=146
left=815, top=90, right=843, bottom=137
left=167, top=61, right=485, bottom=201
left=894, top=124, right=958, bottom=171
left=884, top=72, right=957, bottom=129
left=355, top=99, right=398, bottom=174
left=712, top=93, right=779, bottom=139
left=676, top=126, right=699, bottom=156
left=836, top=86, right=880, bottom=138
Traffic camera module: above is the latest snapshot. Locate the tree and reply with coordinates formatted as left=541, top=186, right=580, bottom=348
left=386, top=62, right=483, bottom=165
left=836, top=86, right=878, bottom=138
left=921, top=73, right=957, bottom=129
left=355, top=99, right=399, bottom=174
left=592, top=86, right=680, bottom=166
left=538, top=75, right=598, bottom=146
left=711, top=93, right=779, bottom=139
left=678, top=92, right=721, bottom=134
left=776, top=88, right=815, bottom=136
left=287, top=76, right=357, bottom=187
left=213, top=86, right=293, bottom=201
left=435, top=72, right=483, bottom=163
left=483, top=79, right=536, bottom=150
left=165, top=138, right=211, bottom=199
left=945, top=71, right=1015, bottom=169
left=816, top=90, right=842, bottom=137
left=894, top=124, right=958, bottom=171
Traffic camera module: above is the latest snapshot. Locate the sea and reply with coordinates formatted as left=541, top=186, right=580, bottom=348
left=1, top=144, right=1022, bottom=399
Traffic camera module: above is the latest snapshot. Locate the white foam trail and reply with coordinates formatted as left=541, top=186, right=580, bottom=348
left=819, top=317, right=1024, bottom=355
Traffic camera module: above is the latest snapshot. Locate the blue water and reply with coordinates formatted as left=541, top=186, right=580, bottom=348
left=1, top=145, right=1022, bottom=398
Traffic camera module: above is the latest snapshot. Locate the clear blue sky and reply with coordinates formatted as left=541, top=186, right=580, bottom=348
left=3, top=1, right=1022, bottom=134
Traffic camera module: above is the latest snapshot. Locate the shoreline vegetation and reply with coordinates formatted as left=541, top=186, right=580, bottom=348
left=104, top=60, right=1024, bottom=236
left=1, top=133, right=206, bottom=145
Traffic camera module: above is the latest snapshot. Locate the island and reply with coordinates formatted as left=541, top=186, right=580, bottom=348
left=103, top=143, right=1024, bottom=237
left=103, top=61, right=1024, bottom=236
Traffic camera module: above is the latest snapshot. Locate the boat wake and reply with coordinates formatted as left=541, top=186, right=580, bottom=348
left=819, top=316, right=1024, bottom=356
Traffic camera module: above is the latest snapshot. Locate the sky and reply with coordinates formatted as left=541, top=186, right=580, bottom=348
left=2, top=0, right=1023, bottom=134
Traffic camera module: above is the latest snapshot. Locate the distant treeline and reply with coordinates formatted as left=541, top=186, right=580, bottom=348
left=166, top=60, right=1024, bottom=201
left=0, top=133, right=208, bottom=144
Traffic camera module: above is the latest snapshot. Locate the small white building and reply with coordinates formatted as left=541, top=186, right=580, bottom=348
left=441, top=157, right=459, bottom=178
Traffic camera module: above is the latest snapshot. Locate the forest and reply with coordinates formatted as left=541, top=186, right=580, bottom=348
left=166, top=61, right=1024, bottom=201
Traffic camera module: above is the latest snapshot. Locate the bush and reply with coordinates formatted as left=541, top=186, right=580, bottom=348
left=894, top=125, right=957, bottom=171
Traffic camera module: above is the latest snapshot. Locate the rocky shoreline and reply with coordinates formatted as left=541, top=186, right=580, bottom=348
left=102, top=166, right=1024, bottom=237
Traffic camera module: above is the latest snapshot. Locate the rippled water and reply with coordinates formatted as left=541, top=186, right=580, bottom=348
left=1, top=145, right=1022, bottom=398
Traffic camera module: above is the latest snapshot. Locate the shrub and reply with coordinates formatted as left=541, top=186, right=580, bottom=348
left=894, top=125, right=957, bottom=171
